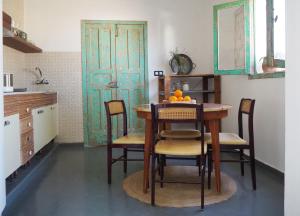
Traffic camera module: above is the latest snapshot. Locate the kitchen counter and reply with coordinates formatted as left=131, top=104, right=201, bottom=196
left=4, top=92, right=57, bottom=117
left=4, top=91, right=57, bottom=96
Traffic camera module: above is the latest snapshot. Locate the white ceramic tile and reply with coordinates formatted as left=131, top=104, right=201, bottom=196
left=3, top=46, right=26, bottom=88
left=3, top=48, right=86, bottom=143
left=24, top=52, right=83, bottom=143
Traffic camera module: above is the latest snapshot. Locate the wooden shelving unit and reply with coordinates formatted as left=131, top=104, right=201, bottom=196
left=158, top=74, right=221, bottom=103
left=2, top=11, right=42, bottom=53
left=3, top=36, right=42, bottom=53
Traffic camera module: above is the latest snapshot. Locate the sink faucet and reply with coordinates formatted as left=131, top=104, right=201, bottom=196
left=35, top=67, right=49, bottom=85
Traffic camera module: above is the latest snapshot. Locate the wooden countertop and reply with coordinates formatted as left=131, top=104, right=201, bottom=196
left=4, top=92, right=57, bottom=117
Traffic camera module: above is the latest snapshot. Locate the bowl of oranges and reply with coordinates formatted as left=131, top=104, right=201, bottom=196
left=166, top=89, right=196, bottom=104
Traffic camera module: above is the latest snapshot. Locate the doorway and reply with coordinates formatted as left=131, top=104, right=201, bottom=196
left=81, top=21, right=148, bottom=147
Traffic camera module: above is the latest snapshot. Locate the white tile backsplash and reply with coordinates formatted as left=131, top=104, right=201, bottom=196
left=3, top=46, right=26, bottom=88
left=25, top=52, right=83, bottom=143
left=4, top=47, right=84, bottom=143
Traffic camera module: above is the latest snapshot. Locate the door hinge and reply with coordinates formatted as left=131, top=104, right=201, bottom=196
left=115, top=24, right=119, bottom=37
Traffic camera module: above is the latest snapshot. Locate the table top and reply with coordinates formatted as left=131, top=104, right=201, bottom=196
left=135, top=103, right=232, bottom=113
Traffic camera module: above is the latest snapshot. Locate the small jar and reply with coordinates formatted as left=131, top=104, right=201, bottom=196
left=182, top=81, right=189, bottom=91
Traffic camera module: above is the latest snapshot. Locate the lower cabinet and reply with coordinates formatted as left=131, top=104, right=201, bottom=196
left=4, top=93, right=58, bottom=177
left=32, top=104, right=58, bottom=152
left=4, top=114, right=21, bottom=178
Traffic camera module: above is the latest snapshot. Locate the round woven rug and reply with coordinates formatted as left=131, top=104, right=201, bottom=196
left=123, top=166, right=237, bottom=208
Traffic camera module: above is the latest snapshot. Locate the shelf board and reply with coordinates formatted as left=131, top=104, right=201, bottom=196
left=3, top=35, right=42, bottom=53
left=168, top=74, right=216, bottom=78
left=160, top=90, right=215, bottom=96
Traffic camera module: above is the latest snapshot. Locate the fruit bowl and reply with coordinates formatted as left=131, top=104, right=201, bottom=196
left=167, top=90, right=196, bottom=104
left=163, top=100, right=197, bottom=104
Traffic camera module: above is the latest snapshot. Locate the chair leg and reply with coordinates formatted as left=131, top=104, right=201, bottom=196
left=123, top=148, right=127, bottom=174
left=250, top=147, right=257, bottom=190
left=200, top=154, right=205, bottom=210
left=151, top=152, right=157, bottom=206
left=240, top=149, right=245, bottom=176
left=163, top=154, right=166, bottom=166
left=207, top=150, right=212, bottom=189
left=197, top=156, right=201, bottom=176
left=107, top=146, right=112, bottom=184
left=160, top=155, right=164, bottom=188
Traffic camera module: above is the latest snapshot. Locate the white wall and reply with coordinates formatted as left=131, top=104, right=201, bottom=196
left=22, top=0, right=285, bottom=172
left=0, top=0, right=7, bottom=212
left=207, top=0, right=285, bottom=172
left=23, top=0, right=213, bottom=142
left=285, top=0, right=300, bottom=215
left=222, top=76, right=285, bottom=172
left=3, top=0, right=24, bottom=29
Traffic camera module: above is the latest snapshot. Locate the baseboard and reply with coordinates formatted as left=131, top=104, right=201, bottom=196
left=254, top=157, right=284, bottom=179
left=57, top=142, right=84, bottom=146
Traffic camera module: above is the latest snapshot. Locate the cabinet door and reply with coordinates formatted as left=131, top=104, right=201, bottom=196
left=52, top=104, right=58, bottom=138
left=32, top=107, right=48, bottom=152
left=50, top=104, right=58, bottom=139
left=44, top=105, right=53, bottom=145
left=4, top=114, right=21, bottom=177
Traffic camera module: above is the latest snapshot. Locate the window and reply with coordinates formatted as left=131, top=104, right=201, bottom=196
left=254, top=0, right=285, bottom=76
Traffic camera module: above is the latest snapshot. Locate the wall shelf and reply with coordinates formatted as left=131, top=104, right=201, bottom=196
left=3, top=35, right=42, bottom=53
left=158, top=74, right=221, bottom=103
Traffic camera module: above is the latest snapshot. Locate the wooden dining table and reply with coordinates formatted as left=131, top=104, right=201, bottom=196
left=135, top=103, right=232, bottom=193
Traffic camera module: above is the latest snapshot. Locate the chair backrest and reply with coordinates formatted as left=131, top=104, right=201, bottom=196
left=151, top=103, right=205, bottom=152
left=104, top=100, right=128, bottom=144
left=238, top=98, right=255, bottom=146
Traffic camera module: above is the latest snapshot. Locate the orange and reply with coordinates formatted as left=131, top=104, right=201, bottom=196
left=169, top=96, right=178, bottom=102
left=177, top=96, right=184, bottom=101
left=174, top=89, right=183, bottom=98
left=183, top=96, right=191, bottom=101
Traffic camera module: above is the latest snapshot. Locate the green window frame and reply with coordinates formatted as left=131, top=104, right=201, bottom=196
left=213, top=0, right=251, bottom=75
left=251, top=0, right=285, bottom=79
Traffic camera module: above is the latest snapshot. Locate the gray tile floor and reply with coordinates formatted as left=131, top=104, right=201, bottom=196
left=2, top=145, right=284, bottom=216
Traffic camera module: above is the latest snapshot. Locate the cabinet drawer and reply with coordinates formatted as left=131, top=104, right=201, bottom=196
left=21, top=131, right=34, bottom=164
left=19, top=104, right=32, bottom=119
left=21, top=131, right=33, bottom=149
left=20, top=116, right=33, bottom=134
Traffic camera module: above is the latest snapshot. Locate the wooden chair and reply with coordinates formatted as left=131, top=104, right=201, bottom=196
left=206, top=98, right=256, bottom=190
left=160, top=129, right=201, bottom=139
left=104, top=100, right=144, bottom=184
left=151, top=103, right=207, bottom=209
left=159, top=122, right=201, bottom=171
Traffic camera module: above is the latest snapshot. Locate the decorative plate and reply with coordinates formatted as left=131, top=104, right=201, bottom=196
left=169, top=54, right=196, bottom=75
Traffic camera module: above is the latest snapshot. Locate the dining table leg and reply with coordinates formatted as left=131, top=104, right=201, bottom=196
left=209, top=119, right=221, bottom=193
left=143, top=118, right=152, bottom=193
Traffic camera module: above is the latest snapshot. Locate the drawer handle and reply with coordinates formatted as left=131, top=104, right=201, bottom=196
left=37, top=110, right=44, bottom=114
left=26, top=108, right=30, bottom=113
left=29, top=150, right=33, bottom=156
left=27, top=122, right=32, bottom=127
left=4, top=120, right=10, bottom=126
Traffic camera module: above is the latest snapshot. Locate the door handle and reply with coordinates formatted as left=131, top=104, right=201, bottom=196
left=4, top=120, right=10, bottom=127
left=37, top=110, right=44, bottom=114
left=106, top=81, right=118, bottom=89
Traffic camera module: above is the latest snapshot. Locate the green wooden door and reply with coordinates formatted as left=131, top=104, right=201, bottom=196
left=82, top=21, right=148, bottom=147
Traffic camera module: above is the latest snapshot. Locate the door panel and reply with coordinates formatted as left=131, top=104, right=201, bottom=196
left=85, top=23, right=116, bottom=145
left=82, top=21, right=148, bottom=146
left=116, top=24, right=146, bottom=134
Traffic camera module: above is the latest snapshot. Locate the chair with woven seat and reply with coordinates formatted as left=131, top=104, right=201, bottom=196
left=151, top=103, right=207, bottom=209
left=160, top=129, right=201, bottom=139
left=206, top=98, right=256, bottom=190
left=104, top=100, right=144, bottom=184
